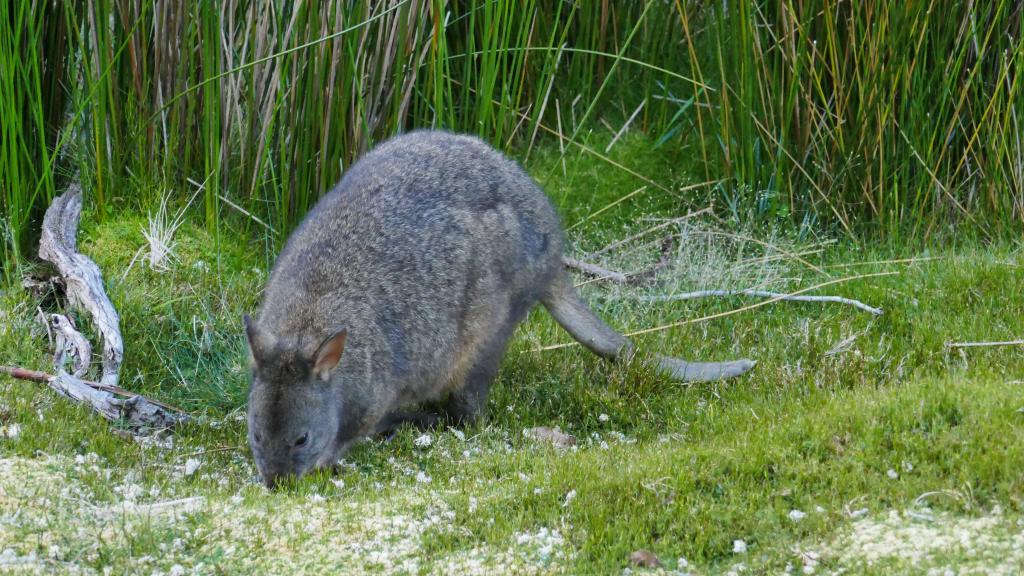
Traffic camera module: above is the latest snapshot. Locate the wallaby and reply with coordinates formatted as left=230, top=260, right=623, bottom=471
left=244, top=130, right=754, bottom=487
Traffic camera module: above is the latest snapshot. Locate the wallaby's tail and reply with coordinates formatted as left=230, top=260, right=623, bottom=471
left=541, top=271, right=755, bottom=382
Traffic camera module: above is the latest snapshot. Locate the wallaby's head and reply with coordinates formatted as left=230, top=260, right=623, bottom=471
left=243, top=314, right=348, bottom=489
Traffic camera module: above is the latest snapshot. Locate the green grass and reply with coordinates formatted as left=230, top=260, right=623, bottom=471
left=1, top=138, right=1023, bottom=573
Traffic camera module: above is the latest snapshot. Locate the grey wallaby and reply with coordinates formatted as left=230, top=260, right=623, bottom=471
left=244, top=130, right=754, bottom=488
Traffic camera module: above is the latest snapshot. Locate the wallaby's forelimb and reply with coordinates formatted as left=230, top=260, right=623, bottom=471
left=541, top=272, right=755, bottom=382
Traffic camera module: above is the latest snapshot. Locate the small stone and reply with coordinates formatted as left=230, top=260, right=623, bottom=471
left=629, top=549, right=661, bottom=568
left=523, top=426, right=576, bottom=449
left=598, top=413, right=610, bottom=422
left=887, top=468, right=898, bottom=479
left=733, top=539, right=748, bottom=554
left=184, top=458, right=201, bottom=476
left=788, top=509, right=807, bottom=522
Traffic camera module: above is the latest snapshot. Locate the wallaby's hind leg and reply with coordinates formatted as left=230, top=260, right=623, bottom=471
left=445, top=323, right=516, bottom=425
left=541, top=271, right=755, bottom=382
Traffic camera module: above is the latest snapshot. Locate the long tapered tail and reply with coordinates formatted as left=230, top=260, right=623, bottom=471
left=541, top=272, right=755, bottom=382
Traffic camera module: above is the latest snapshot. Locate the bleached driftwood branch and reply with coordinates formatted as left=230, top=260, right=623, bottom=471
left=0, top=366, right=188, bottom=430
left=45, top=313, right=92, bottom=378
left=635, top=289, right=883, bottom=315
left=38, top=182, right=124, bottom=387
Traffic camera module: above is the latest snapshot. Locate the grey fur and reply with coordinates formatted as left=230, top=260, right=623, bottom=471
left=245, top=130, right=754, bottom=488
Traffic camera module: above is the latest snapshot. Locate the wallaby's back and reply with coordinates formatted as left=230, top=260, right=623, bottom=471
left=258, top=131, right=563, bottom=409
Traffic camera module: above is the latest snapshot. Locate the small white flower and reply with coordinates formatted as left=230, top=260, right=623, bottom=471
left=598, top=413, right=610, bottom=423
left=331, top=478, right=345, bottom=489
left=562, top=489, right=577, bottom=508
left=678, top=556, right=689, bottom=568
left=887, top=468, right=898, bottom=479
left=599, top=441, right=610, bottom=450
left=451, top=429, right=466, bottom=441
left=169, top=565, right=186, bottom=576
left=415, top=471, right=431, bottom=483
left=518, top=472, right=530, bottom=482
left=788, top=509, right=807, bottom=522
left=3, top=424, right=19, bottom=439
left=414, top=433, right=433, bottom=448
left=468, top=496, right=478, bottom=513
left=848, top=508, right=869, bottom=518
left=184, top=458, right=201, bottom=476
left=533, top=487, right=542, bottom=495
left=815, top=505, right=826, bottom=513
left=308, top=493, right=325, bottom=503
left=733, top=539, right=747, bottom=553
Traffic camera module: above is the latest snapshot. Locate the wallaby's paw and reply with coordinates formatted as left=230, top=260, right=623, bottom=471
left=653, top=355, right=756, bottom=382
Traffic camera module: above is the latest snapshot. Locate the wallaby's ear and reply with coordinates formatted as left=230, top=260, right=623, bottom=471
left=243, top=314, right=276, bottom=365
left=313, top=329, right=347, bottom=381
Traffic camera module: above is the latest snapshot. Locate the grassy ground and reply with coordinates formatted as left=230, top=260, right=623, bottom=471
left=1, top=137, right=1023, bottom=574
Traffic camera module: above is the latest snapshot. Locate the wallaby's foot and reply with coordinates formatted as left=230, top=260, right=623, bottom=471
left=652, top=355, right=756, bottom=382
left=374, top=410, right=445, bottom=440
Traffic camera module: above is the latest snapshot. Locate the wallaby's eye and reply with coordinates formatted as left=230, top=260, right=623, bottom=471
left=294, top=432, right=309, bottom=447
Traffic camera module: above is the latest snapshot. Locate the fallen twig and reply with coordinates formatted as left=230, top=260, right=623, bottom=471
left=562, top=257, right=628, bottom=283
left=586, top=207, right=712, bottom=258
left=945, top=339, right=1024, bottom=349
left=635, top=288, right=883, bottom=315
left=0, top=365, right=188, bottom=431
left=566, top=237, right=676, bottom=287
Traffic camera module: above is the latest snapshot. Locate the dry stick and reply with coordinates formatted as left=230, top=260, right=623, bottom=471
left=636, top=289, right=883, bottom=315
left=562, top=257, right=628, bottom=283
left=689, top=229, right=829, bottom=277
left=0, top=366, right=188, bottom=430
left=38, top=182, right=124, bottom=387
left=588, top=207, right=713, bottom=258
left=823, top=256, right=945, bottom=269
left=945, top=340, right=1024, bottom=349
left=569, top=238, right=677, bottom=288
left=605, top=97, right=646, bottom=153
left=567, top=185, right=647, bottom=232
left=530, top=271, right=899, bottom=352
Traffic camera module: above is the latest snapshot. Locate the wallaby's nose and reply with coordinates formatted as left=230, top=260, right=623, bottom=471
left=262, top=471, right=286, bottom=489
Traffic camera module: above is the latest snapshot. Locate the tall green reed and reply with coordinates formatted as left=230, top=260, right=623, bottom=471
left=682, top=0, right=1024, bottom=236
left=3, top=0, right=1022, bottom=277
